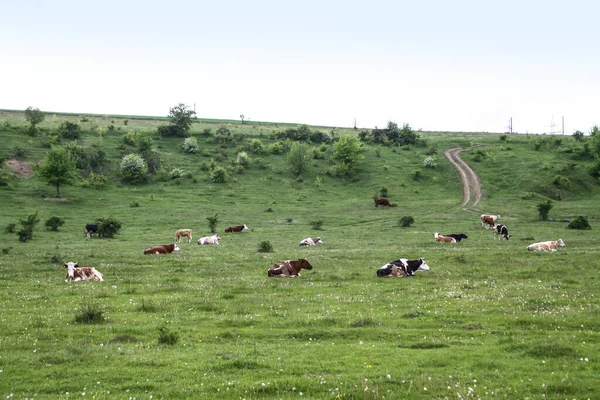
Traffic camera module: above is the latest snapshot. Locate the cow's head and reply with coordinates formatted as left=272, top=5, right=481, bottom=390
left=314, top=237, right=323, bottom=244
left=557, top=239, right=565, bottom=247
left=64, top=261, right=78, bottom=278
left=242, top=224, right=249, bottom=231
left=214, top=234, right=221, bottom=240
left=172, top=244, right=181, bottom=251
left=416, top=259, right=430, bottom=271
left=298, top=258, right=313, bottom=270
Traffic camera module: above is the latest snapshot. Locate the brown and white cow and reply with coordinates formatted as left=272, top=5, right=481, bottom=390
left=198, top=233, right=220, bottom=245
left=225, top=224, right=248, bottom=233
left=481, top=214, right=501, bottom=229
left=174, top=229, right=193, bottom=243
left=143, top=243, right=180, bottom=255
left=376, top=258, right=430, bottom=278
left=434, top=232, right=456, bottom=243
left=64, top=262, right=104, bottom=282
left=267, top=258, right=313, bottom=277
left=299, top=237, right=323, bottom=247
left=527, top=239, right=565, bottom=252
left=493, top=224, right=510, bottom=240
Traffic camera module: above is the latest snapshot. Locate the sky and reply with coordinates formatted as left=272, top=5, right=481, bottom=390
left=2, top=0, right=599, bottom=134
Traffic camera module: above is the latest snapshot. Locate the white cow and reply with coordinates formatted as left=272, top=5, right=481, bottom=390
left=299, top=237, right=323, bottom=247
left=64, top=262, right=104, bottom=282
left=527, top=239, right=565, bottom=252
left=198, top=234, right=220, bottom=245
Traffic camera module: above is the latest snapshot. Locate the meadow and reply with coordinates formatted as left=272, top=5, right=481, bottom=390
left=0, top=110, right=599, bottom=399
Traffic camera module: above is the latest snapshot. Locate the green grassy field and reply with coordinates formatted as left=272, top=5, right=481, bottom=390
left=1, top=110, right=599, bottom=399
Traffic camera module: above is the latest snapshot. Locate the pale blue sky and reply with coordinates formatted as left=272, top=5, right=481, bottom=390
left=2, top=1, right=598, bottom=133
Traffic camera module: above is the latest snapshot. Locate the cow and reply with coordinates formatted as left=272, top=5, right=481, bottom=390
left=527, top=239, right=565, bottom=252
left=374, top=198, right=395, bottom=207
left=198, top=233, right=220, bottom=245
left=267, top=258, right=313, bottom=277
left=434, top=232, right=456, bottom=243
left=493, top=224, right=510, bottom=240
left=377, top=258, right=430, bottom=278
left=174, top=229, right=193, bottom=243
left=481, top=214, right=501, bottom=229
left=299, top=237, right=323, bottom=247
left=64, top=262, right=104, bottom=282
left=225, top=224, right=249, bottom=233
left=443, top=233, right=468, bottom=242
left=85, top=224, right=98, bottom=239
left=143, top=243, right=180, bottom=255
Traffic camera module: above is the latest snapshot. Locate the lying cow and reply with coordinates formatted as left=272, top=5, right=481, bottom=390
left=85, top=224, right=98, bottom=239
left=377, top=258, right=430, bottom=278
left=434, top=232, right=456, bottom=243
left=225, top=224, right=248, bottom=233
left=267, top=258, right=313, bottom=277
left=299, top=237, right=323, bottom=247
left=481, top=214, right=501, bottom=229
left=493, top=224, right=510, bottom=240
left=143, top=243, right=180, bottom=255
left=527, top=239, right=565, bottom=252
left=443, top=233, right=468, bottom=242
left=174, top=229, right=192, bottom=243
left=198, top=233, right=220, bottom=245
left=64, top=262, right=104, bottom=282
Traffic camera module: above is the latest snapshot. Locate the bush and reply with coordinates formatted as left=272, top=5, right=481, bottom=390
left=130, top=200, right=140, bottom=208
left=257, top=240, right=274, bottom=253
left=537, top=200, right=553, bottom=221
left=567, top=216, right=591, bottom=230
left=81, top=172, right=108, bottom=189
left=423, top=156, right=437, bottom=168
left=17, top=211, right=40, bottom=242
left=207, top=213, right=219, bottom=233
left=169, top=168, right=186, bottom=180
left=119, top=154, right=149, bottom=184
left=310, top=220, right=324, bottom=230
left=379, top=186, right=388, bottom=198
left=45, top=216, right=65, bottom=231
left=268, top=141, right=285, bottom=155
left=248, top=138, right=264, bottom=154
left=5, top=223, right=16, bottom=233
left=399, top=216, right=415, bottom=227
left=210, top=166, right=227, bottom=183
left=157, top=325, right=179, bottom=345
left=57, top=121, right=81, bottom=139
left=96, top=217, right=122, bottom=238
left=236, top=151, right=250, bottom=167
left=182, top=137, right=199, bottom=153
left=74, top=300, right=105, bottom=324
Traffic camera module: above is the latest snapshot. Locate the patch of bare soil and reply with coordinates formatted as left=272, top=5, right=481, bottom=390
left=3, top=159, right=34, bottom=177
left=444, top=147, right=482, bottom=208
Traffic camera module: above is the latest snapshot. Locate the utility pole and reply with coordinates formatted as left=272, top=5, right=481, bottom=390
left=562, top=116, right=564, bottom=135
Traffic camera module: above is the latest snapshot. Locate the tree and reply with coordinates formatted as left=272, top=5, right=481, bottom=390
left=287, top=142, right=313, bottom=179
left=166, top=103, right=196, bottom=136
left=240, top=114, right=246, bottom=124
left=119, top=154, right=149, bottom=184
left=37, top=147, right=77, bottom=198
left=24, top=107, right=45, bottom=135
left=331, top=136, right=365, bottom=171
left=537, top=200, right=553, bottom=221
left=17, top=211, right=40, bottom=242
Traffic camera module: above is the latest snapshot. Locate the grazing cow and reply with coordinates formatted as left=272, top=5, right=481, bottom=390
left=85, top=224, right=98, bottom=238
left=225, top=224, right=249, bottom=233
left=198, top=233, right=220, bottom=245
left=481, top=214, right=501, bottom=229
left=299, top=237, right=323, bottom=247
left=443, top=233, right=468, bottom=242
left=143, top=243, right=180, bottom=255
left=493, top=224, right=510, bottom=240
left=64, top=262, right=104, bottom=282
left=374, top=198, right=394, bottom=207
left=434, top=232, right=457, bottom=243
left=527, top=239, right=565, bottom=252
left=267, top=258, right=313, bottom=277
left=377, top=258, right=430, bottom=278
left=174, top=229, right=193, bottom=243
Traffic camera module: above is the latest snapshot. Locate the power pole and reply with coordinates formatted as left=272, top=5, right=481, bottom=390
left=562, top=116, right=564, bottom=135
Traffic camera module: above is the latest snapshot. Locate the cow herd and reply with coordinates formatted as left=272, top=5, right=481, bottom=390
left=69, top=213, right=566, bottom=282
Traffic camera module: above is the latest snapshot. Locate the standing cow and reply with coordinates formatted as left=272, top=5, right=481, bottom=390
left=174, top=229, right=193, bottom=243
left=85, top=224, right=98, bottom=239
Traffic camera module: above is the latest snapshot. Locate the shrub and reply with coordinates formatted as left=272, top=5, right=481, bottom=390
left=399, top=216, right=415, bottom=227
left=268, top=141, right=285, bottom=155
left=236, top=151, right=250, bottom=167
left=170, top=168, right=186, bottom=180
left=567, top=216, right=591, bottom=230
left=74, top=300, right=105, bottom=324
left=207, top=213, right=219, bottom=233
left=182, top=137, right=198, bottom=153
left=44, top=216, right=65, bottom=231
left=119, top=154, right=149, bottom=184
left=310, top=220, right=324, bottom=230
left=257, top=240, right=274, bottom=253
left=537, top=200, right=553, bottom=221
left=210, top=166, right=227, bottom=183
left=81, top=172, right=108, bottom=189
left=157, top=326, right=179, bottom=345
left=5, top=223, right=16, bottom=233
left=413, top=170, right=422, bottom=181
left=248, top=138, right=264, bottom=154
left=130, top=200, right=140, bottom=208
left=17, top=211, right=40, bottom=242
left=96, top=217, right=122, bottom=238
left=379, top=186, right=388, bottom=198
left=423, top=156, right=437, bottom=168
left=57, top=121, right=81, bottom=139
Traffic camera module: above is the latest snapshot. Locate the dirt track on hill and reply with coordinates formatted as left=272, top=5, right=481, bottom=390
left=444, top=147, right=482, bottom=208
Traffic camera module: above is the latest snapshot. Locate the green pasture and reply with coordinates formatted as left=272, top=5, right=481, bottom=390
left=0, top=110, right=599, bottom=399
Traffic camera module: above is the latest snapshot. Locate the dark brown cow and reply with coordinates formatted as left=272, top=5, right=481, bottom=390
left=374, top=198, right=393, bottom=207
left=225, top=224, right=249, bottom=233
left=143, top=243, right=181, bottom=255
left=267, top=258, right=313, bottom=277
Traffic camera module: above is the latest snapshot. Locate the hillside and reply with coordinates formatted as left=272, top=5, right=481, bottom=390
left=1, top=109, right=599, bottom=399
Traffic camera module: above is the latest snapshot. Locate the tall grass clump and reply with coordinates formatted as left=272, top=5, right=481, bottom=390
left=258, top=240, right=274, bottom=253
left=74, top=300, right=106, bottom=324
left=157, top=325, right=179, bottom=345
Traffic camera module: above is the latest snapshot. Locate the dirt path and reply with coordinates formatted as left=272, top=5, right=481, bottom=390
left=443, top=147, right=482, bottom=208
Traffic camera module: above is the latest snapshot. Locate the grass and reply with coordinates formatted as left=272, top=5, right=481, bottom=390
left=0, top=109, right=599, bottom=398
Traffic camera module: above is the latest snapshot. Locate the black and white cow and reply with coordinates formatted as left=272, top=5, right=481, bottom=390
left=376, top=258, right=430, bottom=278
left=493, top=224, right=510, bottom=240
left=85, top=224, right=98, bottom=239
left=443, top=233, right=468, bottom=242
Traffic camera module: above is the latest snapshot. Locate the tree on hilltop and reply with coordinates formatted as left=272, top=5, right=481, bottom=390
left=24, top=106, right=45, bottom=135
left=158, top=103, right=196, bottom=137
